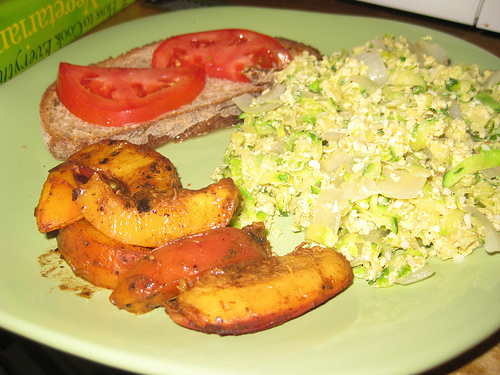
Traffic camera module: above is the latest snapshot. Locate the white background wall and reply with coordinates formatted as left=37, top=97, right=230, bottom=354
left=355, top=0, right=500, bottom=33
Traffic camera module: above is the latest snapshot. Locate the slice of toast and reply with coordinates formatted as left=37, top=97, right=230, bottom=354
left=39, top=38, right=321, bottom=160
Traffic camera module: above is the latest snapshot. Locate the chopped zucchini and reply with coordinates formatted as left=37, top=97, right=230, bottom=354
left=443, top=149, right=500, bottom=188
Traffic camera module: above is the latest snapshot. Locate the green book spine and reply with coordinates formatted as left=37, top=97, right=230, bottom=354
left=0, top=0, right=137, bottom=84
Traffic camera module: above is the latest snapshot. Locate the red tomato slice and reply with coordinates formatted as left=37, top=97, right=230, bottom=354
left=56, top=63, right=206, bottom=127
left=151, top=29, right=292, bottom=82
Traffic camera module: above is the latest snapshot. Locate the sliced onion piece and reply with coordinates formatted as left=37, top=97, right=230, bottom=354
left=396, top=264, right=435, bottom=285
left=349, top=75, right=380, bottom=95
left=344, top=177, right=377, bottom=201
left=448, top=99, right=462, bottom=120
left=408, top=42, right=426, bottom=68
left=233, top=93, right=256, bottom=112
left=311, top=188, right=348, bottom=234
left=254, top=83, right=286, bottom=105
left=356, top=49, right=389, bottom=85
left=320, top=148, right=351, bottom=173
left=370, top=38, right=387, bottom=51
left=483, top=70, right=500, bottom=89
left=375, top=166, right=427, bottom=199
left=464, top=206, right=500, bottom=254
left=481, top=166, right=500, bottom=180
left=321, top=131, right=347, bottom=143
left=415, top=39, right=449, bottom=66
left=232, top=94, right=279, bottom=114
left=338, top=165, right=428, bottom=201
left=406, top=164, right=432, bottom=178
left=232, top=84, right=285, bottom=114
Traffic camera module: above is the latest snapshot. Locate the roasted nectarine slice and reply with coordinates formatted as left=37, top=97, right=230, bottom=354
left=57, top=219, right=151, bottom=289
left=68, top=139, right=182, bottom=197
left=35, top=163, right=88, bottom=233
left=35, top=140, right=182, bottom=233
left=110, top=222, right=271, bottom=314
left=75, top=174, right=239, bottom=247
left=166, top=244, right=353, bottom=335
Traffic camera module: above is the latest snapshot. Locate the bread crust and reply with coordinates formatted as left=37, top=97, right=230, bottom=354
left=39, top=37, right=321, bottom=160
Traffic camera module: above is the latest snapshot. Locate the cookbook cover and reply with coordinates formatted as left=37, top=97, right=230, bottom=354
left=0, top=0, right=136, bottom=85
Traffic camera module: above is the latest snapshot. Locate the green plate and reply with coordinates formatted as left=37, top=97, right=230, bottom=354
left=0, top=6, right=499, bottom=375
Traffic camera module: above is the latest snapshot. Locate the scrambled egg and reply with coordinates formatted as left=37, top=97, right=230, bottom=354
left=212, top=35, right=500, bottom=287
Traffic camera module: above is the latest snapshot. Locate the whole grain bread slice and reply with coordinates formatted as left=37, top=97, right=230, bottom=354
left=39, top=38, right=321, bottom=160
